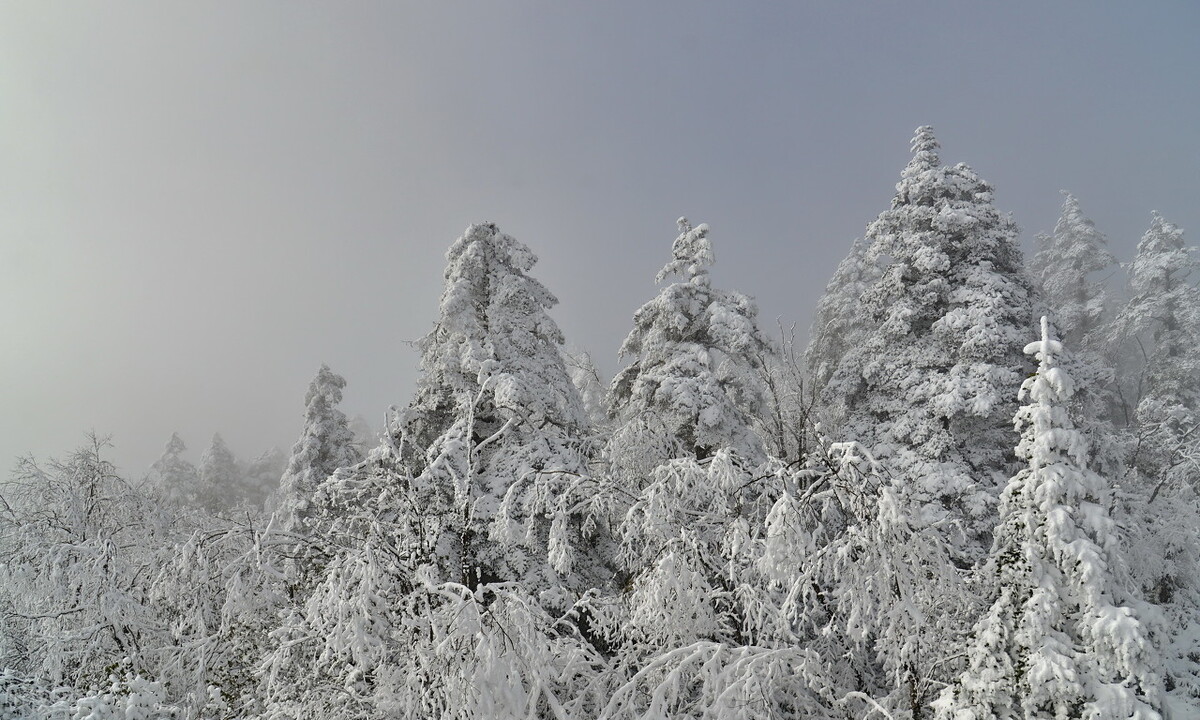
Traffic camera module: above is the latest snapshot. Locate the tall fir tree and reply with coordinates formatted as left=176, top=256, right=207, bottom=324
left=1033, top=192, right=1116, bottom=347
left=275, top=365, right=362, bottom=538
left=934, top=318, right=1162, bottom=720
left=198, top=433, right=242, bottom=513
left=257, top=223, right=608, bottom=719
left=1111, top=212, right=1200, bottom=438
left=804, top=236, right=881, bottom=400
left=1109, top=213, right=1200, bottom=705
left=822, top=126, right=1034, bottom=559
left=608, top=217, right=772, bottom=478
left=147, top=433, right=199, bottom=507
left=1032, top=192, right=1123, bottom=473
left=396, top=221, right=599, bottom=590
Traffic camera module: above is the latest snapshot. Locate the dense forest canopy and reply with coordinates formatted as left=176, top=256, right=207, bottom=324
left=2, top=128, right=1198, bottom=719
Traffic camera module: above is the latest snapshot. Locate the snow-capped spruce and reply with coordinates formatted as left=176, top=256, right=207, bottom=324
left=148, top=432, right=199, bottom=506
left=934, top=318, right=1163, bottom=720
left=823, top=126, right=1034, bottom=559
left=609, top=217, right=772, bottom=475
left=1033, top=192, right=1116, bottom=347
left=275, top=364, right=361, bottom=537
left=198, top=433, right=242, bottom=512
left=804, top=236, right=881, bottom=399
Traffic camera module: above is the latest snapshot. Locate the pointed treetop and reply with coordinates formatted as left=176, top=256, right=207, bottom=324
left=1025, top=316, right=1066, bottom=377
left=1060, top=189, right=1080, bottom=212
left=307, top=363, right=347, bottom=407
left=1054, top=191, right=1106, bottom=244
left=165, top=432, right=186, bottom=455
left=907, top=124, right=940, bottom=170
left=656, top=216, right=715, bottom=285
left=1141, top=211, right=1187, bottom=254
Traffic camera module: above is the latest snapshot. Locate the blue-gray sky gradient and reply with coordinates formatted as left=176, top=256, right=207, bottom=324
left=3, top=2, right=1198, bottom=475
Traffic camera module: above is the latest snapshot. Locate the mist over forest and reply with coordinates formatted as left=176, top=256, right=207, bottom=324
left=3, top=4, right=1199, bottom=719
left=3, top=123, right=1199, bottom=718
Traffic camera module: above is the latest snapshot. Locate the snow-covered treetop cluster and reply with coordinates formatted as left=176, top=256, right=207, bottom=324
left=2, top=127, right=1197, bottom=720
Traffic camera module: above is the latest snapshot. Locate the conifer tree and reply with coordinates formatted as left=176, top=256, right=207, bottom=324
left=241, top=448, right=284, bottom=510
left=934, top=318, right=1162, bottom=720
left=395, top=221, right=599, bottom=590
left=1032, top=192, right=1123, bottom=472
left=1033, top=192, right=1116, bottom=347
left=198, top=434, right=242, bottom=513
left=804, top=236, right=881, bottom=399
left=1112, top=213, right=1200, bottom=443
left=1109, top=213, right=1200, bottom=704
left=608, top=217, right=772, bottom=477
left=275, top=365, right=361, bottom=538
left=148, top=433, right=199, bottom=507
left=823, top=126, right=1033, bottom=558
left=257, top=223, right=607, bottom=718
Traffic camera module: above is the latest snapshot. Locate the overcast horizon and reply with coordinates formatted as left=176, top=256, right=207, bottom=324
left=3, top=2, right=1198, bottom=476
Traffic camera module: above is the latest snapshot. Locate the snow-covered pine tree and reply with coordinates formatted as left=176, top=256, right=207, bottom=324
left=608, top=217, right=773, bottom=478
left=165, top=367, right=361, bottom=717
left=147, top=433, right=199, bottom=507
left=1033, top=192, right=1117, bottom=347
left=1111, top=212, right=1200, bottom=457
left=243, top=447, right=285, bottom=511
left=257, top=223, right=609, bottom=718
left=396, top=221, right=603, bottom=592
left=1031, top=192, right=1124, bottom=473
left=565, top=349, right=609, bottom=428
left=804, top=236, right=881, bottom=401
left=596, top=221, right=806, bottom=716
left=197, top=433, right=242, bottom=513
left=1109, top=213, right=1200, bottom=705
left=822, top=126, right=1034, bottom=560
left=275, top=365, right=362, bottom=539
left=934, top=318, right=1163, bottom=720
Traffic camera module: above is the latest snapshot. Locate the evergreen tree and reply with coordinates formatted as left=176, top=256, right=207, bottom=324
left=1032, top=192, right=1123, bottom=473
left=198, top=434, right=242, bottom=513
left=147, top=433, right=199, bottom=507
left=244, top=447, right=285, bottom=510
left=1033, top=192, right=1116, bottom=347
left=1109, top=213, right=1200, bottom=705
left=804, top=236, right=881, bottom=400
left=608, top=217, right=772, bottom=477
left=934, top=318, right=1162, bottom=720
left=257, top=224, right=609, bottom=718
left=823, top=126, right=1033, bottom=559
left=347, top=415, right=377, bottom=456
left=395, top=221, right=599, bottom=590
left=565, top=349, right=609, bottom=428
left=1111, top=212, right=1200, bottom=445
left=275, top=365, right=362, bottom=538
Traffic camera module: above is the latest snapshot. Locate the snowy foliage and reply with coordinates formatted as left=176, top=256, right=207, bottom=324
left=147, top=433, right=199, bottom=508
left=7, top=129, right=1198, bottom=720
left=935, top=318, right=1162, bottom=720
left=610, top=218, right=773, bottom=476
left=805, top=237, right=881, bottom=398
left=1031, top=193, right=1124, bottom=471
left=823, top=126, right=1034, bottom=559
left=1112, top=213, right=1200, bottom=439
left=1107, top=214, right=1200, bottom=706
left=394, top=222, right=601, bottom=592
left=1034, top=192, right=1117, bottom=347
left=275, top=364, right=362, bottom=539
left=197, top=433, right=243, bottom=513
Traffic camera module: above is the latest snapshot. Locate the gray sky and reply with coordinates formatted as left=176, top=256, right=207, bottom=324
left=2, top=2, right=1198, bottom=476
